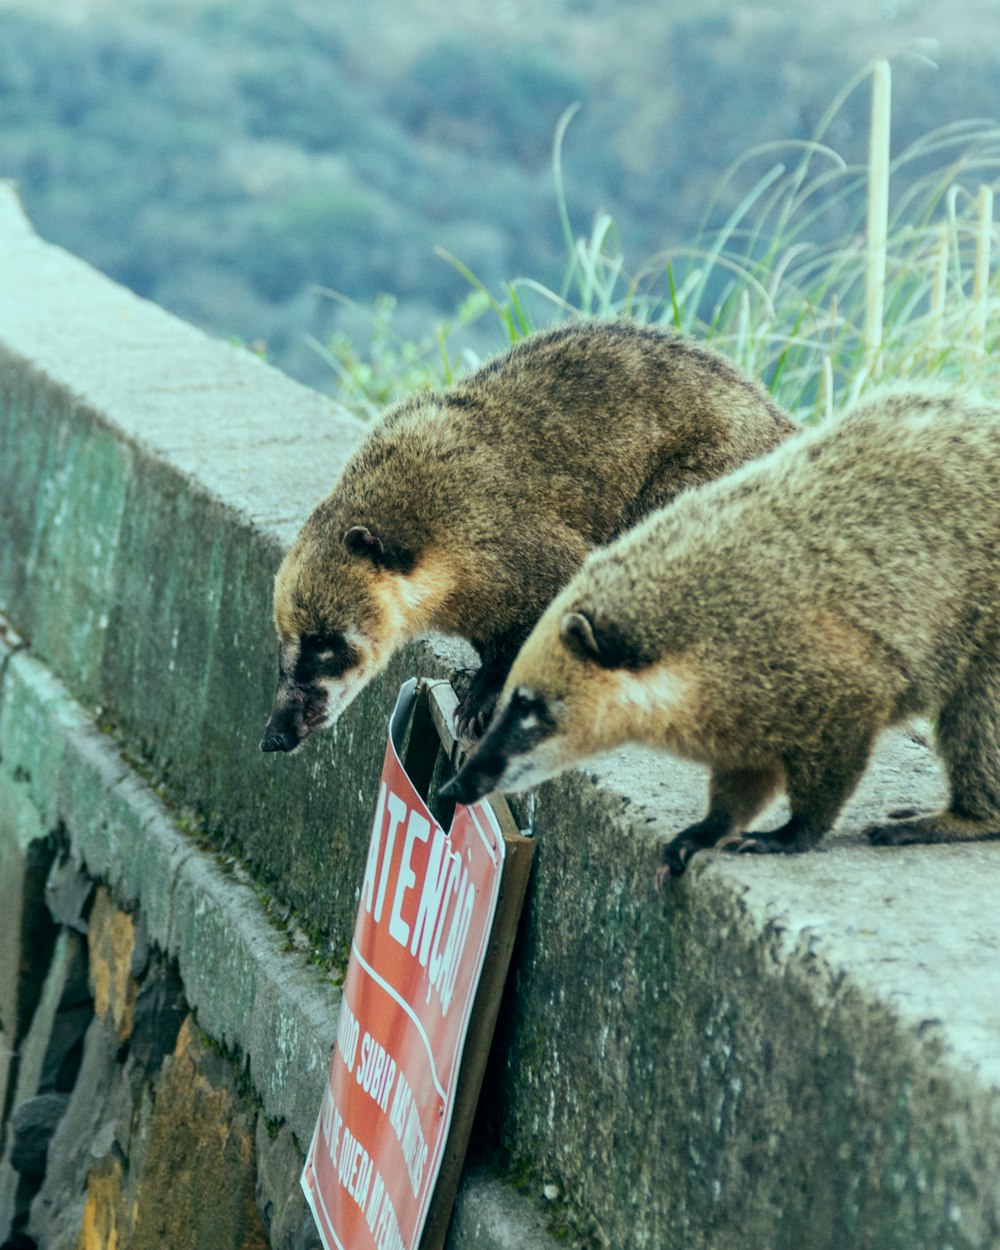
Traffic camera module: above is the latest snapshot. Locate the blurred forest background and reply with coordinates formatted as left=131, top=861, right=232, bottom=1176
left=1, top=0, right=998, bottom=391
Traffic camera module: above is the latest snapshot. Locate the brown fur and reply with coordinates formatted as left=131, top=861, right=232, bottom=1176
left=443, top=385, right=1000, bottom=874
left=261, top=318, right=795, bottom=752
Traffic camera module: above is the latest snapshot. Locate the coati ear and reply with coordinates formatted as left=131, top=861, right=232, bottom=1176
left=343, top=525, right=385, bottom=561
left=560, top=610, right=650, bottom=670
left=341, top=525, right=417, bottom=574
left=560, top=611, right=604, bottom=664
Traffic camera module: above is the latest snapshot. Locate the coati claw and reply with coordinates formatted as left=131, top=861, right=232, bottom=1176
left=453, top=710, right=483, bottom=747
left=656, top=841, right=695, bottom=884
left=454, top=685, right=500, bottom=745
left=735, top=838, right=781, bottom=855
left=656, top=828, right=784, bottom=884
left=713, top=834, right=758, bottom=855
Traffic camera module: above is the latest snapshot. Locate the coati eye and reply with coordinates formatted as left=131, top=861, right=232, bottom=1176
left=301, top=632, right=337, bottom=658
left=510, top=688, right=548, bottom=721
left=504, top=687, right=556, bottom=743
left=297, top=631, right=360, bottom=680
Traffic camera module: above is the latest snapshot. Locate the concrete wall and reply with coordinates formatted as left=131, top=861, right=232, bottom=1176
left=1, top=184, right=999, bottom=1250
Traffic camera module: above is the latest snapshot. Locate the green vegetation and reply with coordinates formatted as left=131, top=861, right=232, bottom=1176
left=0, top=2, right=585, bottom=385
left=3, top=0, right=1000, bottom=396
left=535, top=61, right=1000, bottom=421
left=330, top=62, right=1000, bottom=424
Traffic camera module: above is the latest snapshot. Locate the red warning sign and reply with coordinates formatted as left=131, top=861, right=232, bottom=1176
left=302, top=681, right=505, bottom=1250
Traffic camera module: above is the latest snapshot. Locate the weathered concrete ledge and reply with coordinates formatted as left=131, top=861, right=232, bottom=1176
left=2, top=184, right=1000, bottom=1249
left=0, top=642, right=336, bottom=1149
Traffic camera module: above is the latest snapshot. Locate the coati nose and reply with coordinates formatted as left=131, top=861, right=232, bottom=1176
left=438, top=768, right=490, bottom=806
left=259, top=719, right=301, bottom=753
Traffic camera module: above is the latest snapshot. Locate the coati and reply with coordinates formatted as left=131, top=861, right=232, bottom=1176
left=441, top=386, right=1000, bottom=876
left=260, top=319, right=795, bottom=753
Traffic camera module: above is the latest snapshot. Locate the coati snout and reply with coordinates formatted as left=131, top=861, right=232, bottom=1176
left=261, top=523, right=418, bottom=752
left=440, top=686, right=561, bottom=803
left=260, top=626, right=365, bottom=752
left=259, top=686, right=327, bottom=753
left=441, top=607, right=678, bottom=802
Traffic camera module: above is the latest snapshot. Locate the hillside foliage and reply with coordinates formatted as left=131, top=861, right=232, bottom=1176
left=1, top=1, right=998, bottom=391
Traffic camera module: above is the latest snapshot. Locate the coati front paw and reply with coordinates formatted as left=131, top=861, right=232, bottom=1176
left=655, top=839, right=699, bottom=885
left=454, top=676, right=501, bottom=745
left=658, top=814, right=734, bottom=883
left=721, top=835, right=793, bottom=855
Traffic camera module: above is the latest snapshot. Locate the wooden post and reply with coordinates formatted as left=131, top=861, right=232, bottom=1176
left=864, top=59, right=891, bottom=377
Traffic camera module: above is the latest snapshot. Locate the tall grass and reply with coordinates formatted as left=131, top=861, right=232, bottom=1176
left=320, top=60, right=1000, bottom=422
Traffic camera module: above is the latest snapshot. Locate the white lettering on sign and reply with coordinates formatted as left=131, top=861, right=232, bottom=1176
left=364, top=1168, right=385, bottom=1230
left=355, top=1032, right=397, bottom=1114
left=399, top=1096, right=429, bottom=1195
left=360, top=787, right=479, bottom=1019
left=374, top=791, right=409, bottom=923
left=337, top=1125, right=374, bottom=1213
left=409, top=828, right=450, bottom=965
left=387, top=1068, right=429, bottom=1196
left=387, top=1067, right=413, bottom=1139
left=320, top=1094, right=342, bottom=1165
left=427, top=855, right=471, bottom=1014
left=439, top=874, right=475, bottom=1014
left=388, top=809, right=431, bottom=946
left=370, top=1185, right=404, bottom=1250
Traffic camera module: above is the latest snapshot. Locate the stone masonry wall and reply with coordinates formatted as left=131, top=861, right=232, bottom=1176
left=1, top=865, right=287, bottom=1250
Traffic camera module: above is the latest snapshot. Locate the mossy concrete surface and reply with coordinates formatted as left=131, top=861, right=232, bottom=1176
left=2, top=185, right=1000, bottom=1248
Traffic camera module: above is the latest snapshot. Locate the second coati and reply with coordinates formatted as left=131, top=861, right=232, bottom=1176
left=261, top=319, right=795, bottom=752
left=441, top=386, right=1000, bottom=875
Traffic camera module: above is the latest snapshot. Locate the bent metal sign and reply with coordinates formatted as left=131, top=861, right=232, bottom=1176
left=302, top=680, right=505, bottom=1250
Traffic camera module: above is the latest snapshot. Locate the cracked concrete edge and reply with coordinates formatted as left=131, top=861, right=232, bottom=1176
left=0, top=631, right=562, bottom=1250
